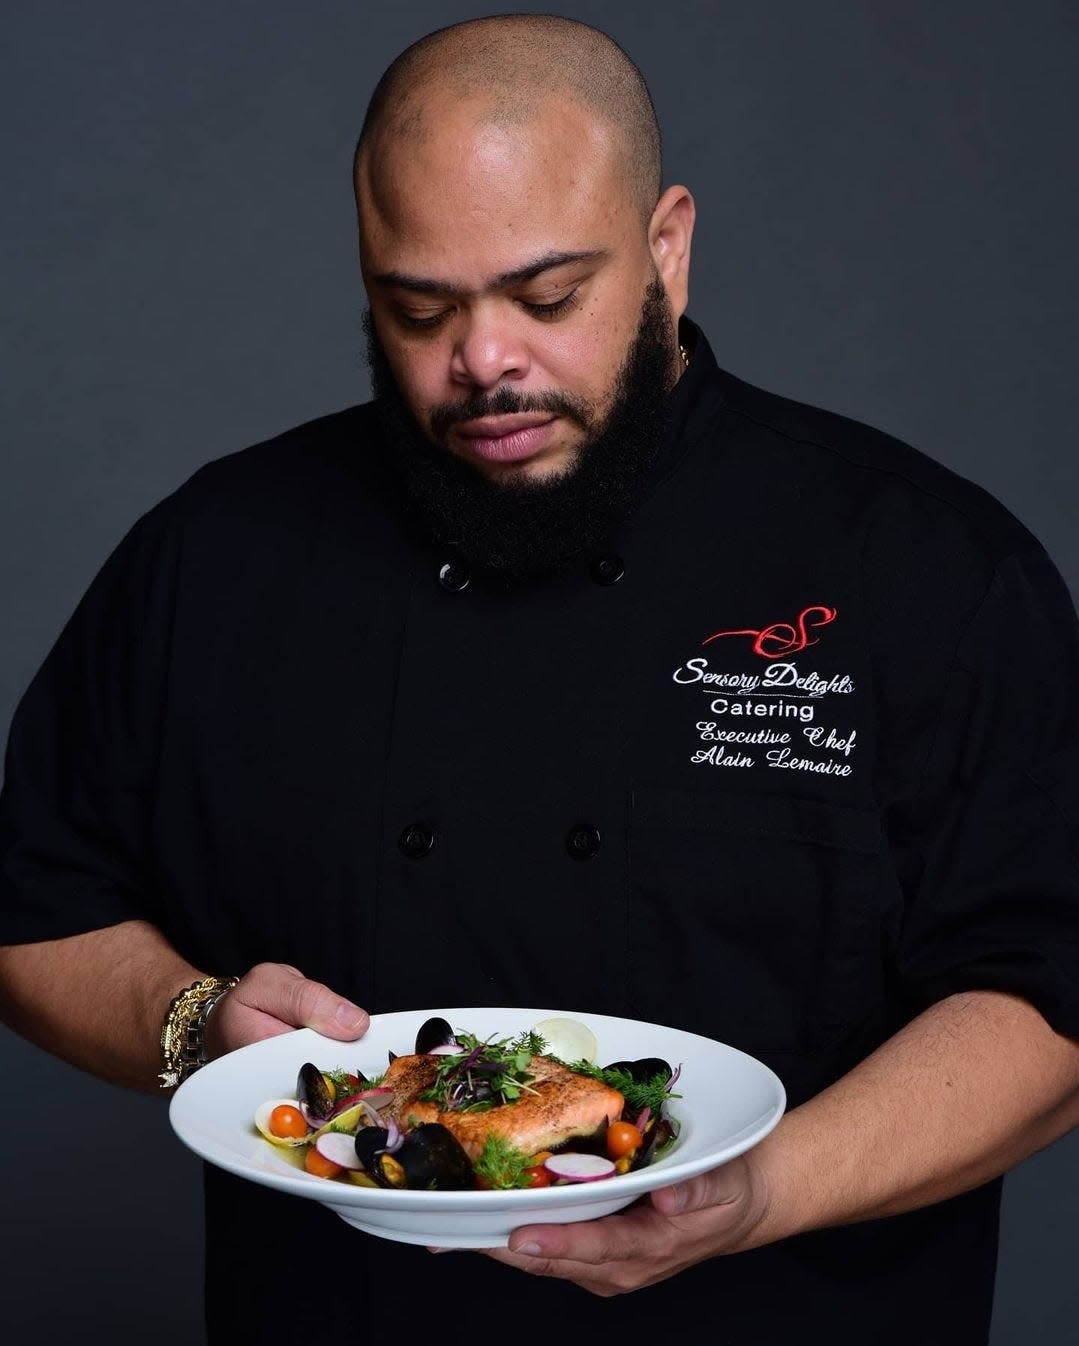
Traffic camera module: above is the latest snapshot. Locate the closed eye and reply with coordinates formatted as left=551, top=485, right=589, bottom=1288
left=521, top=288, right=580, bottom=320
left=395, top=286, right=582, bottom=332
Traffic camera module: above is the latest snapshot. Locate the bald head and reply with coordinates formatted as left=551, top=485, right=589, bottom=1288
left=354, top=15, right=661, bottom=222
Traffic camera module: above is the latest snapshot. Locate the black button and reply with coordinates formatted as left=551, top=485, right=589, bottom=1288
left=566, top=824, right=602, bottom=861
left=590, top=555, right=625, bottom=585
left=438, top=560, right=470, bottom=592
left=398, top=823, right=435, bottom=859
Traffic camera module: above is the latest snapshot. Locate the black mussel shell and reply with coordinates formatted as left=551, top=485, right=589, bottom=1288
left=603, top=1057, right=673, bottom=1084
left=414, top=1016, right=458, bottom=1054
left=393, top=1123, right=474, bottom=1190
left=354, top=1126, right=390, bottom=1172
left=639, top=1116, right=679, bottom=1168
left=296, top=1062, right=335, bottom=1120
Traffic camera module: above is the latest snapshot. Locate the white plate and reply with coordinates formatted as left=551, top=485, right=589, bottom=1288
left=169, top=1006, right=785, bottom=1248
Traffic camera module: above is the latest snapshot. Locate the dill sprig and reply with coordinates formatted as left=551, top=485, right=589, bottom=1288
left=565, top=1060, right=679, bottom=1115
left=473, top=1135, right=536, bottom=1189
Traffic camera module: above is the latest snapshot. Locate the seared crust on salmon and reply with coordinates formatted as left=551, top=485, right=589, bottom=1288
left=382, top=1053, right=624, bottom=1160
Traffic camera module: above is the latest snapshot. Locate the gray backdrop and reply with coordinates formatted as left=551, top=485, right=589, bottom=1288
left=3, top=2, right=1077, bottom=1341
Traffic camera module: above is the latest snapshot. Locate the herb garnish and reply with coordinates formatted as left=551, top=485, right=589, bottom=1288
left=565, top=1061, right=679, bottom=1115
left=324, top=1068, right=356, bottom=1098
left=473, top=1135, right=536, bottom=1189
left=420, top=1031, right=545, bottom=1112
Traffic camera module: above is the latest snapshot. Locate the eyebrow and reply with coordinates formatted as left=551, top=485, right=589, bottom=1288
left=370, top=248, right=610, bottom=298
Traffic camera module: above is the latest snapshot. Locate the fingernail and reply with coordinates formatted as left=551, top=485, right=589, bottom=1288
left=335, top=1002, right=367, bottom=1031
left=511, top=1241, right=542, bottom=1258
left=658, top=1184, right=684, bottom=1213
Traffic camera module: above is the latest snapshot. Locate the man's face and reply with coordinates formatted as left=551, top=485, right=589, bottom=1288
left=356, top=94, right=682, bottom=484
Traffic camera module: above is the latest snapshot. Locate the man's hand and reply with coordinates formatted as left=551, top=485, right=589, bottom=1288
left=206, top=962, right=370, bottom=1059
left=479, top=1154, right=769, bottom=1296
left=481, top=992, right=1079, bottom=1297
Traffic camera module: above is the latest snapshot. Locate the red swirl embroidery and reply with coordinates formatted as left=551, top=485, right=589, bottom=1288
left=702, top=605, right=838, bottom=659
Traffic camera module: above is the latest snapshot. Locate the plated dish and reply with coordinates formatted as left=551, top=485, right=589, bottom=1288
left=170, top=1006, right=786, bottom=1247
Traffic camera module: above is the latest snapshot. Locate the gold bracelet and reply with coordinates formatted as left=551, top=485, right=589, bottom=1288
left=158, top=975, right=239, bottom=1089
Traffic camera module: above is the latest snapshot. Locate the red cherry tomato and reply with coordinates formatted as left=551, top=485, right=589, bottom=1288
left=605, top=1121, right=643, bottom=1160
left=304, top=1147, right=344, bottom=1179
left=269, top=1104, right=308, bottom=1139
left=523, top=1165, right=552, bottom=1188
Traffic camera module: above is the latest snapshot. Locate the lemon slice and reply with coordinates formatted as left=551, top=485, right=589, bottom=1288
left=531, top=1016, right=598, bottom=1064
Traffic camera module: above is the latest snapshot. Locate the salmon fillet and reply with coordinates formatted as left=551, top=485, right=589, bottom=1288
left=381, top=1052, right=624, bottom=1160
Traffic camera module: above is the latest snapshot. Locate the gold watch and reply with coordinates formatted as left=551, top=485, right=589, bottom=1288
left=158, top=975, right=239, bottom=1089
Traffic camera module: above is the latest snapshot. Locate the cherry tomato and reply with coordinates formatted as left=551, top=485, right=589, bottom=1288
left=605, top=1121, right=643, bottom=1160
left=269, top=1104, right=308, bottom=1139
left=523, top=1165, right=552, bottom=1188
left=304, top=1147, right=344, bottom=1179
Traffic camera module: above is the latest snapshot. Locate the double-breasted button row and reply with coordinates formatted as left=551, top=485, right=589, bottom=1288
left=398, top=821, right=603, bottom=861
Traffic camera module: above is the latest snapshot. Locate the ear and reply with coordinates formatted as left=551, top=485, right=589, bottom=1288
left=648, top=185, right=696, bottom=322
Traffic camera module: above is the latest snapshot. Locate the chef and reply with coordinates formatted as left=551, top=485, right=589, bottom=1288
left=3, top=15, right=1079, bottom=1345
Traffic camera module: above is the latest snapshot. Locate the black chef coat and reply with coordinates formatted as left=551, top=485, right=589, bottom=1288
left=4, top=324, right=1079, bottom=1345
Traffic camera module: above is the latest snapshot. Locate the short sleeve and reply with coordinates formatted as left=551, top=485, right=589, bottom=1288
left=0, top=500, right=180, bottom=943
left=894, top=546, right=1079, bottom=1036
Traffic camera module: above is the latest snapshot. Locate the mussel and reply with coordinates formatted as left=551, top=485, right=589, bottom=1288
left=603, top=1057, right=673, bottom=1084
left=414, top=1016, right=460, bottom=1055
left=296, top=1062, right=335, bottom=1124
left=354, top=1125, right=391, bottom=1172
left=355, top=1122, right=474, bottom=1190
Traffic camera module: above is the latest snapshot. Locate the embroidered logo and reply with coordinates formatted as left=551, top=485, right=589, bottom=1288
left=702, top=605, right=837, bottom=660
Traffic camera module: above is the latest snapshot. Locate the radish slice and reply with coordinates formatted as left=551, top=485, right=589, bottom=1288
left=314, top=1132, right=364, bottom=1170
left=427, top=1044, right=463, bottom=1056
left=530, top=1017, right=598, bottom=1064
left=544, top=1152, right=616, bottom=1182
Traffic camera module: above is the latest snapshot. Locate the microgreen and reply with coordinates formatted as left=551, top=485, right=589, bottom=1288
left=419, top=1031, right=542, bottom=1112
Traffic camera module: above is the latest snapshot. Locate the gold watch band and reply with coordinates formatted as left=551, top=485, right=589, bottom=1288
left=158, top=975, right=239, bottom=1089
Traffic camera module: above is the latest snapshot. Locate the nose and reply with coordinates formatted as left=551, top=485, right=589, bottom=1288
left=449, top=307, right=530, bottom=390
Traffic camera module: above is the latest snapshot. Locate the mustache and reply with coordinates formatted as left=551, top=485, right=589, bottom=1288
left=429, top=384, right=592, bottom=438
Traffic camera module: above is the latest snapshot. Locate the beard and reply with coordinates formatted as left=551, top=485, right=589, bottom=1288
left=364, top=276, right=677, bottom=584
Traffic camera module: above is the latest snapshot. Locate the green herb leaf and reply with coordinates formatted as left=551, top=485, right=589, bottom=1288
left=473, top=1135, right=535, bottom=1189
left=565, top=1061, right=679, bottom=1115
left=419, top=1032, right=540, bottom=1111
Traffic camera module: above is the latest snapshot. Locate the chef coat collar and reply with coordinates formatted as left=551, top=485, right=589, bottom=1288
left=645, top=316, right=727, bottom=493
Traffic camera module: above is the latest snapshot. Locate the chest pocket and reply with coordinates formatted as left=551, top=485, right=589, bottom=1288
left=627, top=784, right=883, bottom=1058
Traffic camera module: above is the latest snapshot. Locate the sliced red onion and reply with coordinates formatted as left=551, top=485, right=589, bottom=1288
left=666, top=1064, right=682, bottom=1090
left=357, top=1086, right=394, bottom=1109
left=544, top=1153, right=616, bottom=1183
left=314, top=1132, right=364, bottom=1170
left=635, top=1106, right=652, bottom=1133
left=382, top=1115, right=405, bottom=1154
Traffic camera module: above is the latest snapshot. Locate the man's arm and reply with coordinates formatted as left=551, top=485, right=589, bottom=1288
left=483, top=990, right=1079, bottom=1294
left=0, top=920, right=370, bottom=1093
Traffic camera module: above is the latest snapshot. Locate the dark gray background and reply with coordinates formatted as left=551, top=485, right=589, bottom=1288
left=3, top=2, right=1077, bottom=1340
